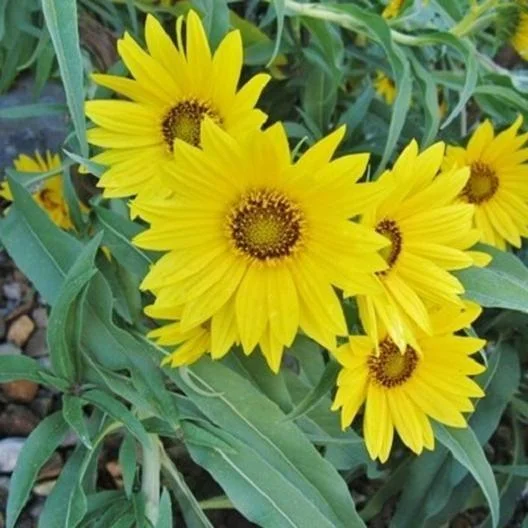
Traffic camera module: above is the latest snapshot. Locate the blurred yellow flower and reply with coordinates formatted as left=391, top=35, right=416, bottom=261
left=374, top=71, right=396, bottom=105
left=444, top=116, right=528, bottom=250
left=332, top=302, right=486, bottom=462
left=382, top=0, right=405, bottom=19
left=510, top=8, right=528, bottom=59
left=0, top=151, right=74, bottom=231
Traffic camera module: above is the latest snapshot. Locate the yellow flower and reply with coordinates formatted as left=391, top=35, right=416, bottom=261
left=354, top=140, right=490, bottom=351
left=85, top=11, right=270, bottom=204
left=374, top=71, right=396, bottom=105
left=332, top=302, right=486, bottom=462
left=382, top=0, right=405, bottom=19
left=0, top=151, right=73, bottom=230
left=134, top=122, right=389, bottom=372
left=443, top=116, right=528, bottom=250
left=510, top=7, right=528, bottom=60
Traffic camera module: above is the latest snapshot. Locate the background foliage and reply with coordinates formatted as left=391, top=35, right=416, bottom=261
left=1, top=0, right=528, bottom=527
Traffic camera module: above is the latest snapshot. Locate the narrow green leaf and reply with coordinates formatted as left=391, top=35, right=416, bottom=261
left=38, top=444, right=89, bottom=528
left=47, top=233, right=101, bottom=380
left=268, top=0, right=285, bottom=66
left=7, top=412, right=70, bottom=528
left=119, top=434, right=137, bottom=498
left=93, top=206, right=154, bottom=278
left=493, top=465, right=528, bottom=477
left=434, top=424, right=500, bottom=528
left=63, top=395, right=93, bottom=449
left=457, top=245, right=528, bottom=313
left=0, top=354, right=43, bottom=383
left=0, top=103, right=67, bottom=118
left=82, top=389, right=150, bottom=447
left=155, top=489, right=173, bottom=528
left=284, top=360, right=340, bottom=422
left=41, top=0, right=88, bottom=155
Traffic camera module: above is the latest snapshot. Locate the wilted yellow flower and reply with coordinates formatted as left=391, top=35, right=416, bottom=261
left=85, top=11, right=269, bottom=205
left=444, top=116, right=528, bottom=250
left=332, top=302, right=486, bottom=462
left=135, top=122, right=389, bottom=372
left=0, top=151, right=73, bottom=230
left=374, top=71, right=396, bottom=105
left=354, top=141, right=490, bottom=351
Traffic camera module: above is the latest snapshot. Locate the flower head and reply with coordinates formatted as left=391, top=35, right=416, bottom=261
left=85, top=11, right=270, bottom=204
left=135, top=122, right=389, bottom=372
left=382, top=0, right=405, bottom=19
left=501, top=1, right=528, bottom=59
left=354, top=140, right=490, bottom=351
left=443, top=116, right=528, bottom=249
left=332, top=302, right=486, bottom=462
left=1, top=151, right=73, bottom=230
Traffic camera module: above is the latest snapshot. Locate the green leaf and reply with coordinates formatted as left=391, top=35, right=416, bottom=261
left=41, top=0, right=88, bottom=155
left=155, top=489, right=173, bottom=528
left=192, top=0, right=229, bottom=48
left=38, top=444, right=89, bottom=528
left=81, top=389, right=151, bottom=448
left=170, top=358, right=365, bottom=527
left=492, top=465, right=528, bottom=477
left=7, top=412, right=70, bottom=528
left=47, top=233, right=101, bottom=380
left=0, top=176, right=82, bottom=305
left=119, top=434, right=137, bottom=498
left=284, top=360, right=339, bottom=422
left=268, top=0, right=285, bottom=66
left=160, top=446, right=213, bottom=528
left=63, top=395, right=93, bottom=449
left=0, top=103, right=67, bottom=118
left=457, top=245, right=528, bottom=313
left=0, top=354, right=43, bottom=383
left=434, top=424, right=499, bottom=528
left=93, top=206, right=154, bottom=279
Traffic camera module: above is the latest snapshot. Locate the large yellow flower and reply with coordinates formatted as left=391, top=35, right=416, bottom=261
left=85, top=11, right=269, bottom=203
left=443, top=116, right=528, bottom=250
left=355, top=141, right=490, bottom=351
left=134, top=122, right=389, bottom=372
left=332, top=302, right=486, bottom=462
left=0, top=151, right=73, bottom=230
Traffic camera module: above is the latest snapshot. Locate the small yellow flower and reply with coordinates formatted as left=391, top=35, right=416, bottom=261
left=0, top=151, right=73, bottom=230
left=135, top=122, right=389, bottom=372
left=354, top=140, right=490, bottom=352
left=85, top=11, right=270, bottom=205
left=374, top=71, right=397, bottom=105
left=382, top=0, right=405, bottom=19
left=443, top=116, right=528, bottom=250
left=332, top=302, right=486, bottom=462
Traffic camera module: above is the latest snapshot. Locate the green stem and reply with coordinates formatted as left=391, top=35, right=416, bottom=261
left=142, top=434, right=161, bottom=526
left=199, top=496, right=235, bottom=510
left=450, top=0, right=499, bottom=38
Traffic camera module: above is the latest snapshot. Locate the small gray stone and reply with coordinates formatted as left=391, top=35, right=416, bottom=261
left=24, top=328, right=48, bottom=358
left=0, top=343, right=21, bottom=356
left=2, top=282, right=21, bottom=301
left=0, top=437, right=25, bottom=473
left=0, top=404, right=39, bottom=437
left=32, top=307, right=48, bottom=329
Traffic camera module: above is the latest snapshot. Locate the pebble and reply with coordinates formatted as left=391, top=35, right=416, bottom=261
left=0, top=437, right=25, bottom=473
left=38, top=452, right=62, bottom=480
left=2, top=282, right=21, bottom=301
left=1, top=380, right=39, bottom=403
left=33, top=479, right=56, bottom=496
left=24, top=328, right=48, bottom=358
left=6, top=315, right=35, bottom=347
left=30, top=395, right=54, bottom=418
left=31, top=307, right=48, bottom=329
left=0, top=343, right=21, bottom=356
left=0, top=404, right=39, bottom=437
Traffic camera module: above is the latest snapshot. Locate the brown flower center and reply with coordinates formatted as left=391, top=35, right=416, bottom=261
left=375, top=218, right=402, bottom=273
left=461, top=162, right=499, bottom=204
left=161, top=99, right=221, bottom=151
left=227, top=189, right=305, bottom=261
left=368, top=338, right=418, bottom=388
